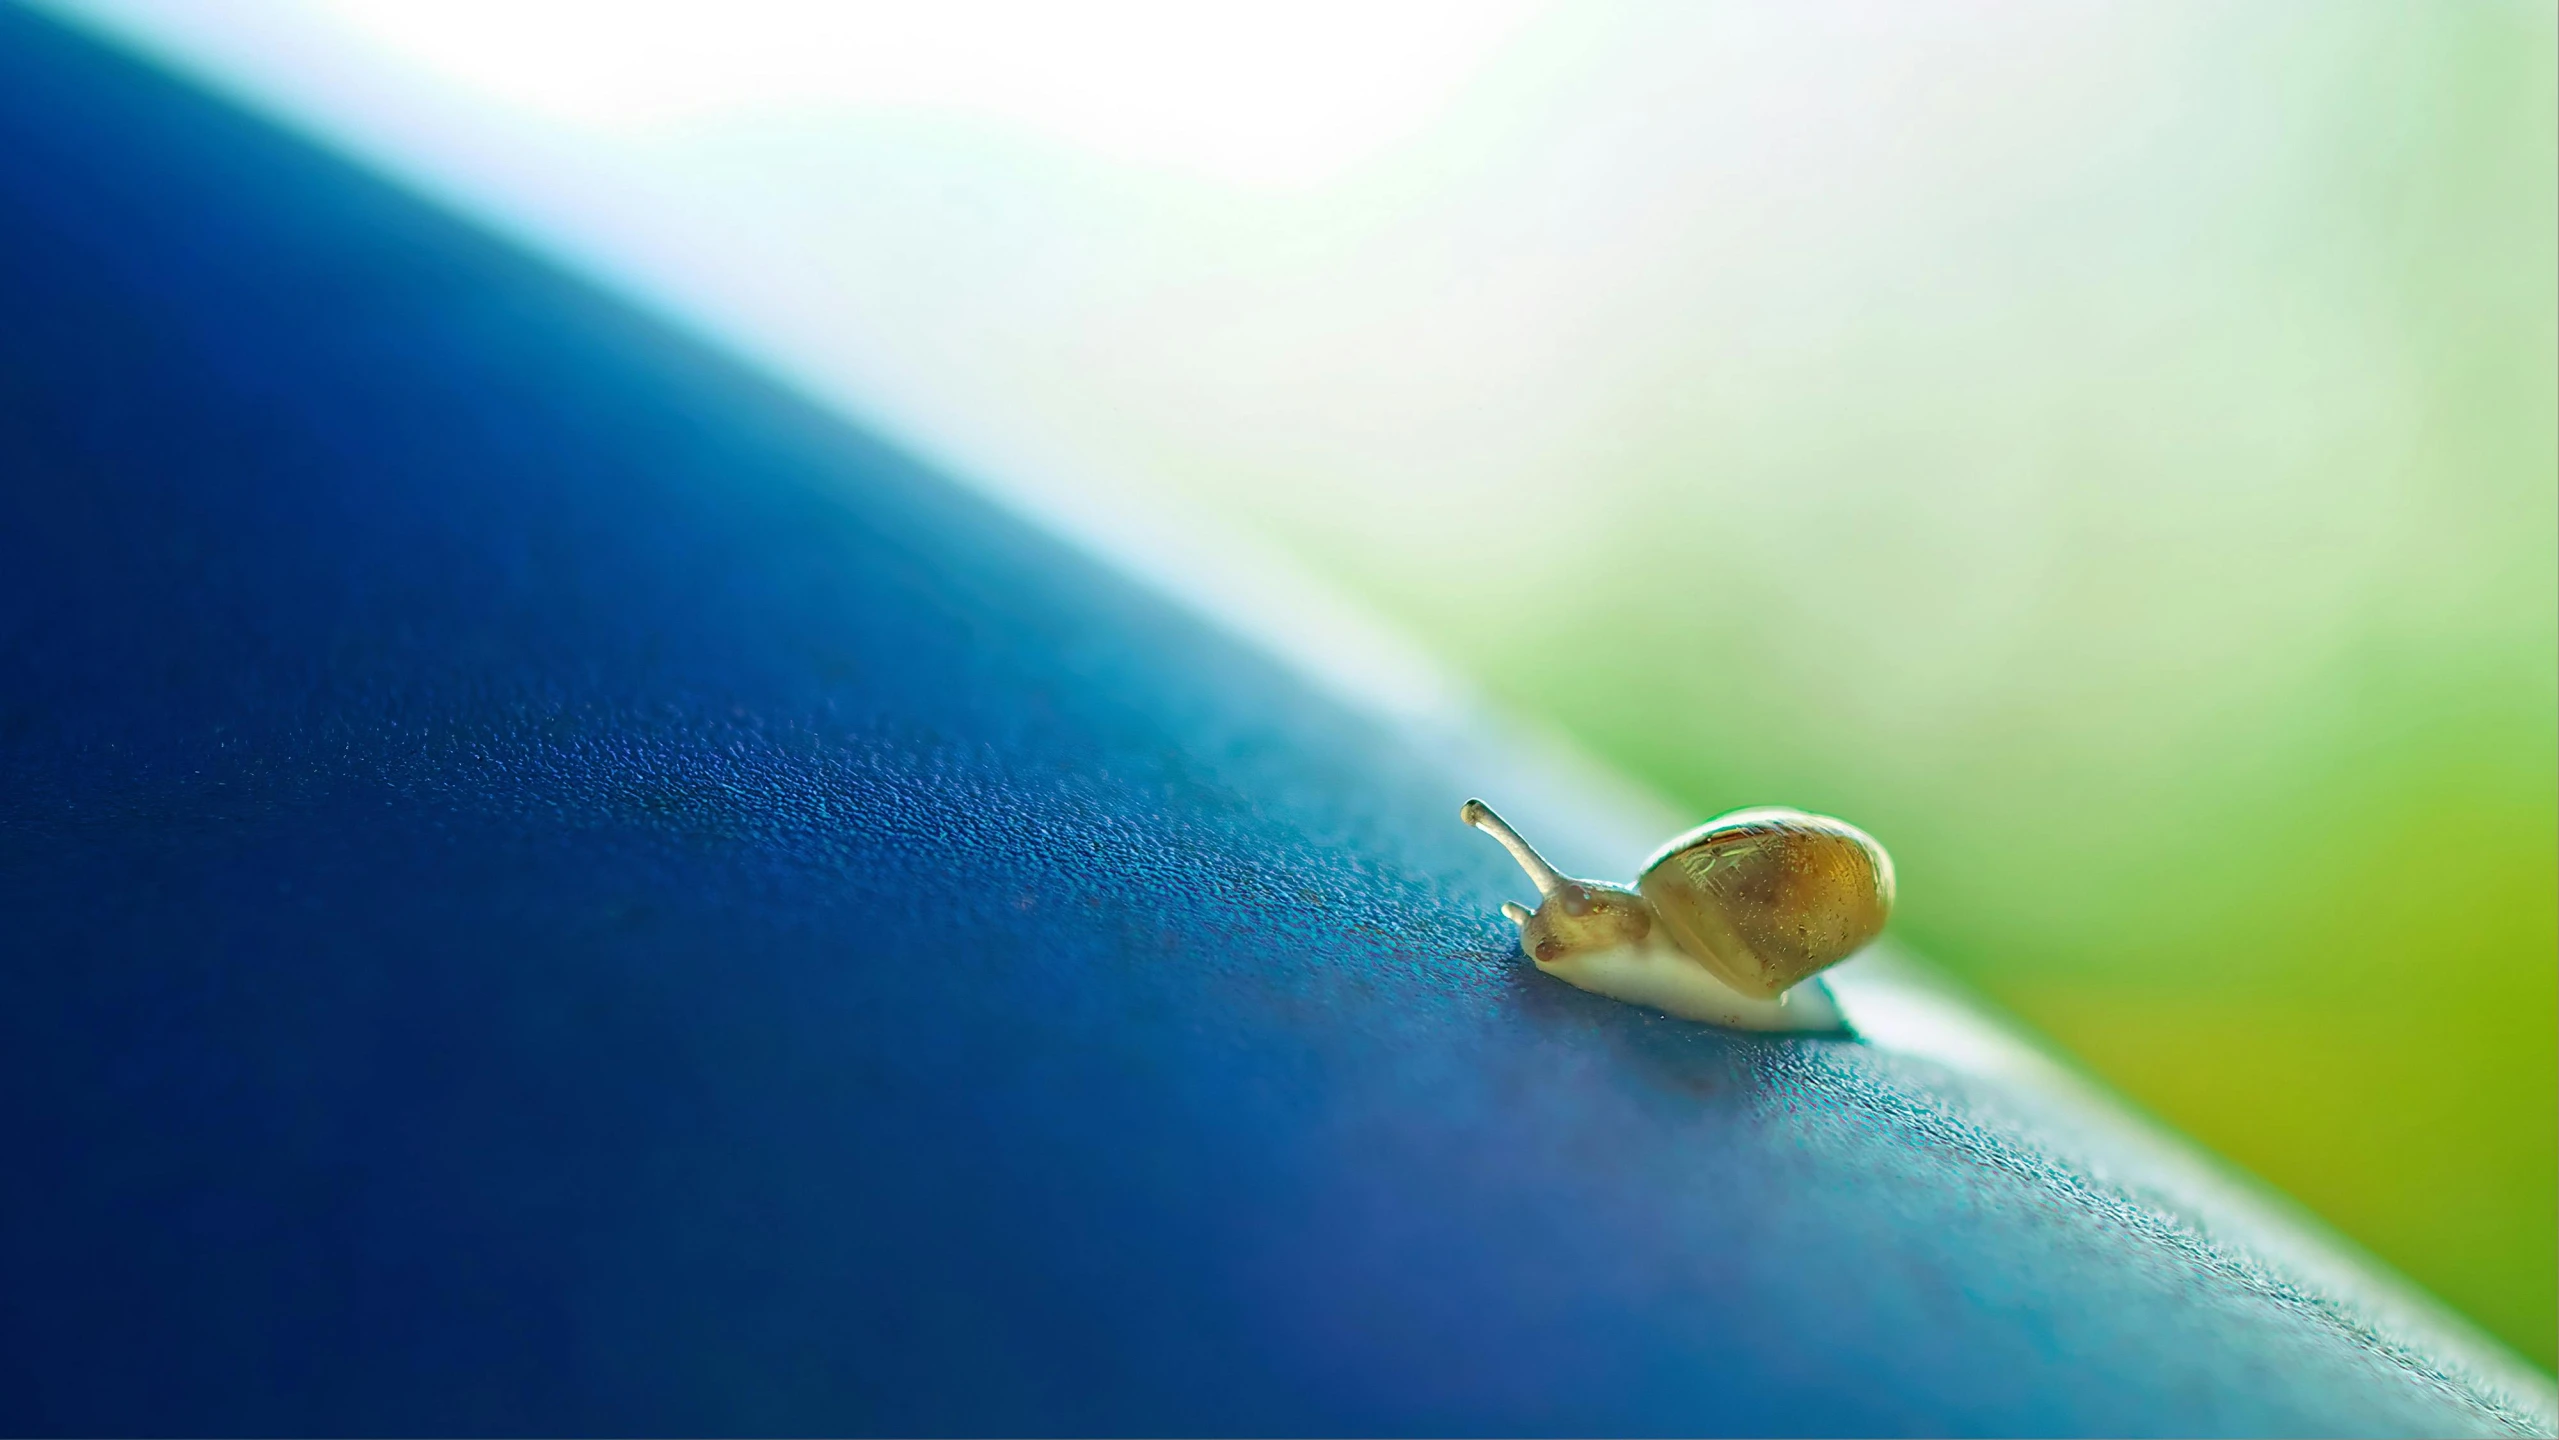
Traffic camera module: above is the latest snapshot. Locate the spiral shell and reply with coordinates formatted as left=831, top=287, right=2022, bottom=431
left=1635, top=807, right=1894, bottom=999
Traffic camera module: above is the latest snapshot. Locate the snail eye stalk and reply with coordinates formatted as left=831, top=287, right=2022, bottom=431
left=1460, top=798, right=1565, bottom=895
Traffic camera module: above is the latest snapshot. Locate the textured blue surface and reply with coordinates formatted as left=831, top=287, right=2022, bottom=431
left=0, top=9, right=2544, bottom=1435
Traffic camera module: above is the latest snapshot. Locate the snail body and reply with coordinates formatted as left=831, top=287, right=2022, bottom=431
left=1461, top=798, right=1892, bottom=1033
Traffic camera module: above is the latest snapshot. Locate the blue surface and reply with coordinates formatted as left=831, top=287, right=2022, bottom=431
left=0, top=9, right=2543, bottom=1435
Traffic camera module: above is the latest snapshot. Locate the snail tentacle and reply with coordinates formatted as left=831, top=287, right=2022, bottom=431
left=1460, top=798, right=1566, bottom=896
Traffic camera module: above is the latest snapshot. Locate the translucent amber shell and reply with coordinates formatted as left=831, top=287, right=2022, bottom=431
left=1637, top=808, right=1895, bottom=999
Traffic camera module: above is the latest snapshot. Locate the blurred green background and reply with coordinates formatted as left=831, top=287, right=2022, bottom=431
left=61, top=0, right=2556, bottom=1366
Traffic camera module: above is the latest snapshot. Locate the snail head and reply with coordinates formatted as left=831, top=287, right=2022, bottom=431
left=1461, top=799, right=1654, bottom=964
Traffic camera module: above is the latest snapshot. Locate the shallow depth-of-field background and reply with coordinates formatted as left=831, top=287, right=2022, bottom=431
left=57, top=0, right=2558, bottom=1364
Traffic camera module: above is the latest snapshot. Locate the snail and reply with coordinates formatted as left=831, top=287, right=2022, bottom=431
left=1461, top=798, right=1892, bottom=1033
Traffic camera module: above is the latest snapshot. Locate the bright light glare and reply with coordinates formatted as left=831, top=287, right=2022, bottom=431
left=310, top=0, right=1541, bottom=186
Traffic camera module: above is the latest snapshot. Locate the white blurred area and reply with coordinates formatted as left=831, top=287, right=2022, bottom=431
left=286, top=1, right=1539, bottom=186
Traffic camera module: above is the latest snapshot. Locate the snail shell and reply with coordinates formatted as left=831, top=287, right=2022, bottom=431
left=1637, top=808, right=1894, bottom=1000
